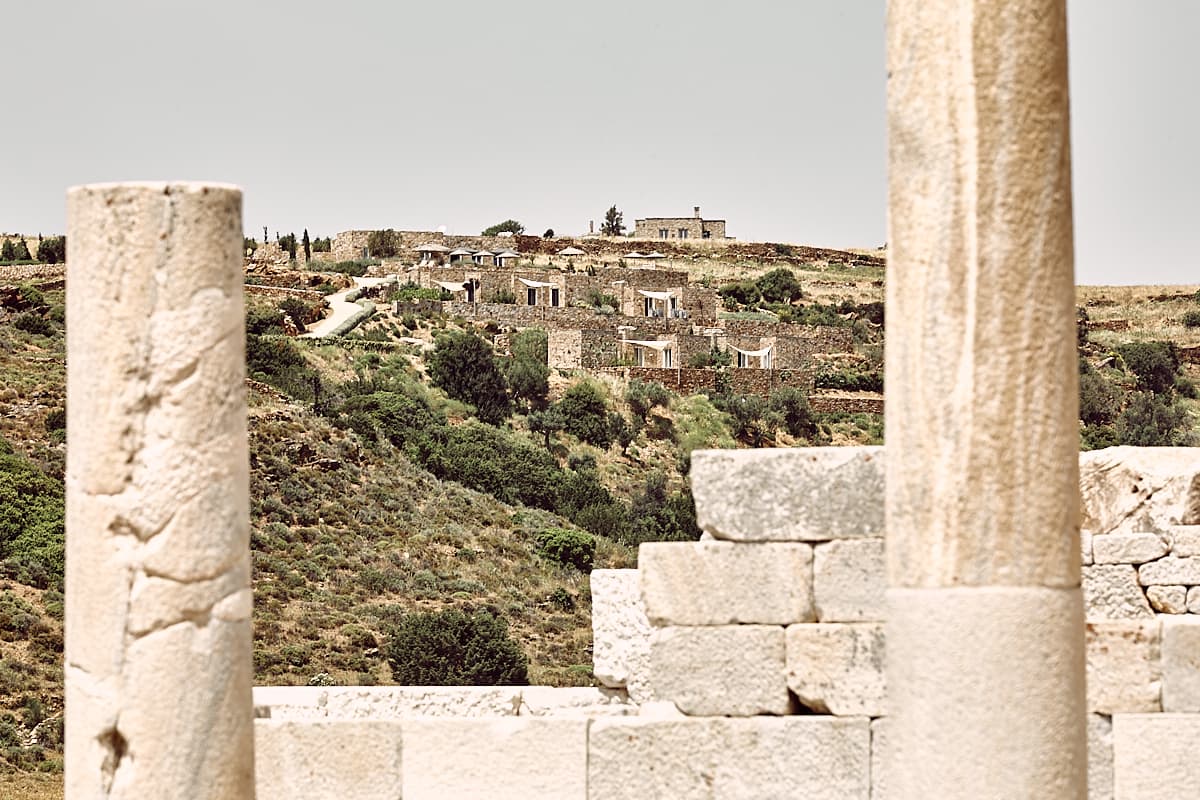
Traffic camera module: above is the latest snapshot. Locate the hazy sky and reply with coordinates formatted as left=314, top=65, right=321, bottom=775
left=2, top=1, right=1195, bottom=285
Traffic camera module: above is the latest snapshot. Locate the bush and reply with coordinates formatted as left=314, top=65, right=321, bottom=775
left=390, top=282, right=446, bottom=303
left=505, top=329, right=550, bottom=410
left=385, top=608, right=528, bottom=685
left=769, top=387, right=817, bottom=438
left=13, top=313, right=54, bottom=337
left=426, top=330, right=512, bottom=424
left=1079, top=361, right=1120, bottom=426
left=718, top=281, right=761, bottom=309
left=625, top=379, right=671, bottom=423
left=756, top=268, right=802, bottom=303
left=1117, top=341, right=1180, bottom=395
left=37, top=236, right=66, bottom=264
left=0, top=444, right=65, bottom=588
left=1116, top=392, right=1196, bottom=446
left=490, top=288, right=517, bottom=304
left=535, top=528, right=596, bottom=572
left=686, top=347, right=732, bottom=368
left=1183, top=310, right=1200, bottom=329
left=556, top=382, right=612, bottom=447
left=246, top=333, right=323, bottom=402
left=367, top=229, right=401, bottom=258
left=482, top=219, right=524, bottom=236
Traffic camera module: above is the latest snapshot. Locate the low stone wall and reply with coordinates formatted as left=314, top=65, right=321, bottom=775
left=810, top=393, right=885, bottom=415
left=245, top=284, right=325, bottom=300
left=0, top=263, right=65, bottom=284
left=596, top=367, right=814, bottom=398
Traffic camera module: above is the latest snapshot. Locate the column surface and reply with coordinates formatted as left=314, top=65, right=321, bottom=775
left=65, top=182, right=253, bottom=799
left=885, top=1, right=1086, bottom=797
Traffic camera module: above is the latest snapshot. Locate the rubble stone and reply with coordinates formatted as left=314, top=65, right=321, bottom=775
left=1082, top=565, right=1154, bottom=620
left=1091, top=532, right=1169, bottom=564
left=1146, top=585, right=1187, bottom=614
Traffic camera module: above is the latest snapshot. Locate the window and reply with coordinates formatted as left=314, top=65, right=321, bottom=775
left=663, top=348, right=673, bottom=368
left=551, top=288, right=560, bottom=307
left=659, top=228, right=669, bottom=239
left=737, top=351, right=748, bottom=368
left=702, top=230, right=711, bottom=239
left=527, top=287, right=537, bottom=306
left=679, top=228, right=689, bottom=239
left=634, top=348, right=644, bottom=366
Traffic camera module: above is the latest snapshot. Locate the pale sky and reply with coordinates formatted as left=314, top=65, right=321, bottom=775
left=1, top=1, right=1195, bottom=285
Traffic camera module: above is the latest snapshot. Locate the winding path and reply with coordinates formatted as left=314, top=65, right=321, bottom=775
left=300, top=276, right=391, bottom=338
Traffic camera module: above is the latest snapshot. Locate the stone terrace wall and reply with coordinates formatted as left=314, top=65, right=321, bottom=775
left=332, top=230, right=521, bottom=263
left=596, top=366, right=814, bottom=397
left=810, top=393, right=885, bottom=415
left=0, top=263, right=65, bottom=284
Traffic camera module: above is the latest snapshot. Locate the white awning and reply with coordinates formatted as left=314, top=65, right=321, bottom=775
left=645, top=252, right=666, bottom=259
left=637, top=289, right=674, bottom=301
left=556, top=246, right=586, bottom=256
left=623, top=251, right=644, bottom=259
left=435, top=280, right=468, bottom=292
left=624, top=339, right=672, bottom=351
left=447, top=248, right=474, bottom=256
left=729, top=344, right=773, bottom=358
left=414, top=243, right=451, bottom=253
left=474, top=250, right=495, bottom=257
left=496, top=250, right=519, bottom=258
left=518, top=277, right=556, bottom=288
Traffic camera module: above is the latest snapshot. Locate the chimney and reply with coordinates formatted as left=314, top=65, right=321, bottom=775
left=694, top=206, right=701, bottom=219
left=589, top=220, right=594, bottom=234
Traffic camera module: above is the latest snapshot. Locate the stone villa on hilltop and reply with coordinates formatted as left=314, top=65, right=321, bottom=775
left=633, top=207, right=728, bottom=240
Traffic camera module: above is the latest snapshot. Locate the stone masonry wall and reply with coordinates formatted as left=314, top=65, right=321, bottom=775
left=588, top=445, right=1200, bottom=800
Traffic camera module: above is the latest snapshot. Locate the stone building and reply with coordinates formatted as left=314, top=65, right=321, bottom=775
left=633, top=207, right=728, bottom=241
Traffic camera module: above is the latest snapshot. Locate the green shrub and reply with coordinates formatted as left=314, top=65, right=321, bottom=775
left=426, top=330, right=512, bottom=424
left=1183, top=310, right=1200, bottom=329
left=755, top=268, right=803, bottom=303
left=535, top=528, right=596, bottom=572
left=245, top=334, right=324, bottom=402
left=37, top=236, right=66, bottom=264
left=13, top=313, right=54, bottom=337
left=625, top=379, right=671, bottom=423
left=390, top=282, right=447, bottom=303
left=490, top=288, right=517, bottom=304
left=0, top=444, right=65, bottom=588
left=556, top=381, right=612, bottom=447
left=367, top=229, right=401, bottom=258
left=1116, top=392, right=1196, bottom=446
left=505, top=329, right=550, bottom=410
left=1079, top=361, right=1121, bottom=426
left=1117, top=341, right=1180, bottom=395
left=385, top=608, right=528, bottom=685
left=717, top=281, right=761, bottom=309
left=769, top=387, right=817, bottom=438
left=686, top=347, right=732, bottom=368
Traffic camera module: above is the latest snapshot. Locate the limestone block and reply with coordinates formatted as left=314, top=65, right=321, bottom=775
left=1091, top=533, right=1169, bottom=565
left=1167, top=525, right=1200, bottom=556
left=1079, top=446, right=1200, bottom=535
left=1160, top=616, right=1200, bottom=712
left=1086, top=621, right=1161, bottom=713
left=690, top=447, right=883, bottom=541
left=254, top=720, right=402, bottom=800
left=588, top=716, right=871, bottom=800
left=639, top=541, right=814, bottom=625
left=1082, top=529, right=1094, bottom=566
left=1146, top=585, right=1186, bottom=614
left=785, top=623, right=886, bottom=716
left=886, top=588, right=1087, bottom=797
left=870, top=717, right=890, bottom=800
left=515, top=686, right=636, bottom=717
left=1138, top=556, right=1200, bottom=585
left=1088, top=713, right=1113, bottom=800
left=401, top=718, right=587, bottom=800
left=1188, top=586, right=1200, bottom=614
left=1112, top=714, right=1200, bottom=798
left=813, top=538, right=886, bottom=622
left=649, top=625, right=790, bottom=716
left=1082, top=565, right=1154, bottom=620
left=590, top=569, right=654, bottom=702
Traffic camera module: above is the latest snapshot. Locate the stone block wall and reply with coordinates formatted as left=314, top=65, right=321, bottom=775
left=588, top=445, right=1200, bottom=799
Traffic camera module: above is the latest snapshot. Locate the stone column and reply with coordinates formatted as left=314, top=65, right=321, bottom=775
left=885, top=2, right=1086, bottom=797
left=65, top=183, right=254, bottom=799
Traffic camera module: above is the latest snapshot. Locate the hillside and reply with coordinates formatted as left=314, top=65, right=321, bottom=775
left=3, top=248, right=1200, bottom=795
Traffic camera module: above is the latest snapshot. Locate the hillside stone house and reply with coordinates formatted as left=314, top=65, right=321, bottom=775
left=633, top=207, right=728, bottom=240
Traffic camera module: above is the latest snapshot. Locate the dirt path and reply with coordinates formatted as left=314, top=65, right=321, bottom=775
left=300, top=277, right=390, bottom=338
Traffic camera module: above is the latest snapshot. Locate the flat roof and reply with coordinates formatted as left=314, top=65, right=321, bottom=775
left=635, top=217, right=726, bottom=223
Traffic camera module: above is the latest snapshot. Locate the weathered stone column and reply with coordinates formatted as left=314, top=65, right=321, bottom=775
left=885, top=2, right=1086, bottom=797
left=65, top=183, right=254, bottom=799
